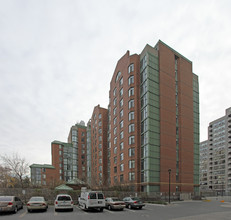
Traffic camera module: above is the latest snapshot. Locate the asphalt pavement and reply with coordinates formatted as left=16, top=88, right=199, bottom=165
left=1, top=200, right=231, bottom=220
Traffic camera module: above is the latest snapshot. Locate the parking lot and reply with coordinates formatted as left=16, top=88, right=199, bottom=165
left=1, top=200, right=231, bottom=220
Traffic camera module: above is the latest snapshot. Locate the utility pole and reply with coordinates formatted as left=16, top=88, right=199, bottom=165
left=168, top=169, right=171, bottom=204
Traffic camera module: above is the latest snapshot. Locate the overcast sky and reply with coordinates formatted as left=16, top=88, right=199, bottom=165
left=1, top=0, right=231, bottom=165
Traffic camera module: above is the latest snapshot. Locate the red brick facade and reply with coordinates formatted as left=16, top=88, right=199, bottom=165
left=90, top=105, right=108, bottom=187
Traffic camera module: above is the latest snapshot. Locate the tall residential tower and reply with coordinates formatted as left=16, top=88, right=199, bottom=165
left=107, top=40, right=199, bottom=193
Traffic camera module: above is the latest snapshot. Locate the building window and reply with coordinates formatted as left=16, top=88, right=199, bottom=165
left=129, top=172, right=135, bottom=181
left=141, top=93, right=147, bottom=108
left=129, top=160, right=135, bottom=169
left=129, top=135, right=135, bottom=145
left=120, top=109, right=124, bottom=118
left=141, top=106, right=148, bottom=121
left=141, top=120, right=147, bottom=133
left=113, top=87, right=117, bottom=96
left=120, top=131, right=124, bottom=140
left=120, top=153, right=124, bottom=161
left=120, top=174, right=124, bottom=183
left=141, top=68, right=147, bottom=83
left=128, top=87, right=134, bottom=97
left=114, top=127, right=117, bottom=135
left=120, top=77, right=123, bottom=86
left=128, top=111, right=135, bottom=121
left=99, top=158, right=102, bottom=164
left=129, top=148, right=135, bottom=157
left=129, top=123, right=135, bottom=133
left=128, top=99, right=135, bottom=109
left=113, top=97, right=117, bottom=106
left=99, top=113, right=102, bottom=119
left=114, top=147, right=117, bottom=154
left=120, top=142, right=124, bottom=150
left=120, top=163, right=124, bottom=171
left=114, top=136, right=117, bottom=145
left=120, top=120, right=124, bottom=129
left=120, top=88, right=123, bottom=97
left=113, top=107, right=117, bottom=115
left=114, top=117, right=117, bottom=125
left=116, top=71, right=121, bottom=82
left=128, top=63, right=134, bottom=73
left=120, top=98, right=123, bottom=107
left=128, top=75, right=134, bottom=85
left=141, top=81, right=147, bottom=96
left=114, top=166, right=117, bottom=173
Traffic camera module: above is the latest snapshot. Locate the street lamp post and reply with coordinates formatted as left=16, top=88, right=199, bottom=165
left=168, top=169, right=171, bottom=204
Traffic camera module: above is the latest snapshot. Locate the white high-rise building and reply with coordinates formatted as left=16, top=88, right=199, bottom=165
left=200, top=107, right=231, bottom=193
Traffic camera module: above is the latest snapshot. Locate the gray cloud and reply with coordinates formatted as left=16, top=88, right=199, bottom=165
left=0, top=0, right=231, bottom=164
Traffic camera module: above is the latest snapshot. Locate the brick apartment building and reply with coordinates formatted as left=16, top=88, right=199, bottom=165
left=67, top=121, right=87, bottom=182
left=106, top=40, right=199, bottom=193
left=30, top=164, right=56, bottom=187
left=108, top=52, right=141, bottom=190
left=30, top=40, right=199, bottom=194
left=30, top=122, right=87, bottom=186
left=90, top=105, right=108, bottom=187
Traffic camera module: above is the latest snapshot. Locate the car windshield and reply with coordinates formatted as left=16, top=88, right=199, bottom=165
left=112, top=198, right=120, bottom=201
left=29, top=197, right=44, bottom=202
left=58, top=196, right=71, bottom=201
left=0, top=196, right=13, bottom=202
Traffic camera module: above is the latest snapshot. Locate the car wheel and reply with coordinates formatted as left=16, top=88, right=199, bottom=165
left=99, top=208, right=103, bottom=212
left=128, top=204, right=132, bottom=209
left=14, top=206, right=18, bottom=213
left=121, top=208, right=124, bottom=211
left=139, top=206, right=142, bottom=209
left=70, top=208, right=73, bottom=212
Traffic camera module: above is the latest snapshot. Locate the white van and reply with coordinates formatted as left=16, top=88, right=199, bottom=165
left=79, top=188, right=105, bottom=212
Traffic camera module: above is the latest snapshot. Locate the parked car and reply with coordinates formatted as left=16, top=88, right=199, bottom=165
left=54, top=194, right=73, bottom=211
left=0, top=196, right=23, bottom=213
left=27, top=197, right=48, bottom=212
left=105, top=197, right=125, bottom=210
left=123, top=197, right=145, bottom=209
left=79, top=188, right=105, bottom=212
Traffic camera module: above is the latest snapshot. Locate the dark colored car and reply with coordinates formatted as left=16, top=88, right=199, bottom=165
left=105, top=197, right=125, bottom=210
left=123, top=197, right=145, bottom=209
left=0, top=196, right=23, bottom=213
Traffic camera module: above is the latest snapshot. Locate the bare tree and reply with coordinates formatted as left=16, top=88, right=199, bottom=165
left=0, top=153, right=29, bottom=189
left=0, top=165, right=11, bottom=188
